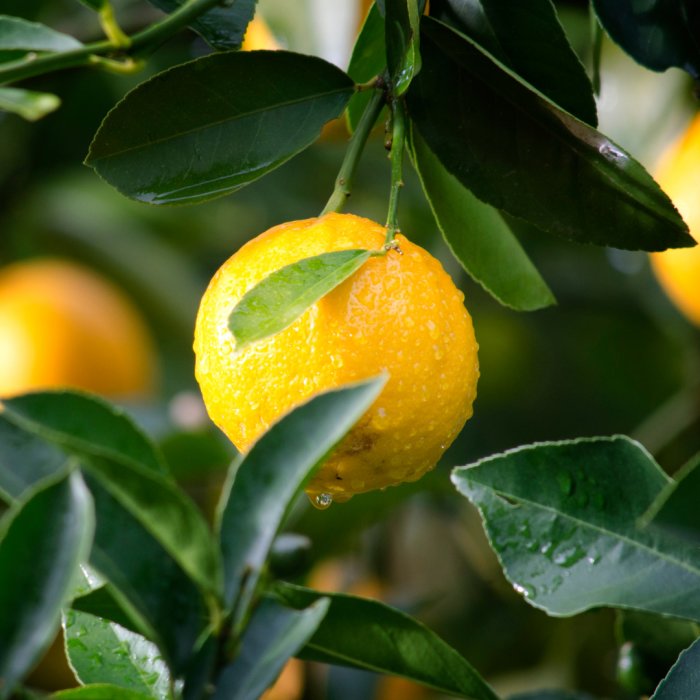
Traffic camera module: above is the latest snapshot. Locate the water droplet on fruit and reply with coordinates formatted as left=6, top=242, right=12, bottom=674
left=313, top=493, right=333, bottom=510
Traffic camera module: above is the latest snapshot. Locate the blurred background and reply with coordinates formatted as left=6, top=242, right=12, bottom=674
left=1, top=1, right=699, bottom=698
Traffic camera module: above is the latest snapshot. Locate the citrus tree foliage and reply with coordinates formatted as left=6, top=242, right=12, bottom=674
left=0, top=1, right=699, bottom=699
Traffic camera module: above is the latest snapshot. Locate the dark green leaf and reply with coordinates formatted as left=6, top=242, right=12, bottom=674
left=651, top=637, right=700, bottom=699
left=217, top=377, right=386, bottom=613
left=407, top=17, right=693, bottom=251
left=452, top=436, right=700, bottom=622
left=386, top=0, right=422, bottom=95
left=0, top=473, right=94, bottom=700
left=72, top=585, right=143, bottom=636
left=63, top=609, right=170, bottom=698
left=1, top=391, right=168, bottom=476
left=76, top=0, right=108, bottom=10
left=86, top=52, right=354, bottom=205
left=86, top=474, right=208, bottom=674
left=592, top=0, right=700, bottom=78
left=508, top=693, right=596, bottom=700
left=346, top=3, right=386, bottom=133
left=410, top=127, right=554, bottom=310
left=274, top=582, right=499, bottom=700
left=0, top=87, right=60, bottom=121
left=52, top=686, right=153, bottom=700
left=213, top=596, right=330, bottom=700
left=229, top=249, right=372, bottom=350
left=430, top=0, right=597, bottom=125
left=0, top=15, right=82, bottom=52
left=147, top=0, right=257, bottom=51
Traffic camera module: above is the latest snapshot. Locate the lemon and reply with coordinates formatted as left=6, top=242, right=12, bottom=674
left=0, top=258, right=156, bottom=398
left=194, top=213, right=478, bottom=503
left=650, top=114, right=700, bottom=326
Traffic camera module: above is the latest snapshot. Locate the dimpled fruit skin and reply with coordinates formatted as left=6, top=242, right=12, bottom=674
left=194, top=213, right=479, bottom=502
left=651, top=114, right=700, bottom=326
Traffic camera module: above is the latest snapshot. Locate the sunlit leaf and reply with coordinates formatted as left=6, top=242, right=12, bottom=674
left=0, top=87, right=60, bottom=121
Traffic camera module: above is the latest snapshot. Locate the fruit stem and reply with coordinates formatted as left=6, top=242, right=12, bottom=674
left=321, top=86, right=385, bottom=216
left=384, top=98, right=406, bottom=245
left=98, top=3, right=131, bottom=49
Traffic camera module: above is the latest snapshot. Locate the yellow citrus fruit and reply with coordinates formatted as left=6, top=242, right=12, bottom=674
left=261, top=658, right=304, bottom=700
left=194, top=213, right=479, bottom=503
left=0, top=258, right=156, bottom=398
left=650, top=113, right=700, bottom=325
left=241, top=15, right=281, bottom=51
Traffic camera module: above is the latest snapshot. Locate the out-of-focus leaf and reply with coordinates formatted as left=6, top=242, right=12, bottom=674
left=1, top=391, right=168, bottom=475
left=385, top=0, right=422, bottom=95
left=86, top=52, right=354, bottom=205
left=0, top=15, right=82, bottom=52
left=76, top=0, right=108, bottom=10
left=274, top=582, right=499, bottom=700
left=508, top=692, right=596, bottom=700
left=217, top=378, right=386, bottom=615
left=650, top=637, right=700, bottom=699
left=0, top=473, right=94, bottom=700
left=452, top=437, right=700, bottom=622
left=147, top=0, right=257, bottom=51
left=72, top=585, right=142, bottom=636
left=229, top=249, right=372, bottom=351
left=63, top=609, right=170, bottom=698
left=0, top=87, right=60, bottom=121
left=346, top=3, right=386, bottom=132
left=407, top=18, right=693, bottom=251
left=430, top=0, right=597, bottom=125
left=410, top=127, right=554, bottom=310
left=592, top=0, right=700, bottom=78
left=213, top=597, right=330, bottom=700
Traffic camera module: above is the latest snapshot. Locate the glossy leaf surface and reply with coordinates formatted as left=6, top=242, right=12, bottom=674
left=72, top=585, right=143, bottom=636
left=213, top=597, right=329, bottom=700
left=593, top=0, right=700, bottom=77
left=53, top=686, right=153, bottom=700
left=147, top=0, right=257, bottom=50
left=0, top=15, right=82, bottom=52
left=0, top=87, right=60, bottom=121
left=86, top=52, right=354, bottom=205
left=430, top=0, right=597, bottom=125
left=385, top=0, right=422, bottom=95
left=218, top=377, right=385, bottom=611
left=651, top=637, right=700, bottom=699
left=0, top=474, right=93, bottom=700
left=229, top=249, right=372, bottom=350
left=410, top=128, right=554, bottom=310
left=274, top=582, right=499, bottom=700
left=453, top=437, right=700, bottom=622
left=407, top=18, right=693, bottom=251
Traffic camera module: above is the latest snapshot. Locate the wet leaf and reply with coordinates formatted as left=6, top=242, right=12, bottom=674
left=410, top=127, right=554, bottom=311
left=86, top=52, right=354, bottom=205
left=52, top=686, right=153, bottom=700
left=0, top=15, right=82, bottom=52
left=229, top=249, right=372, bottom=351
left=213, top=597, right=329, bottom=700
left=274, top=582, right=499, bottom=700
left=407, top=18, right=693, bottom=251
left=452, top=437, right=700, bottom=622
left=217, top=377, right=386, bottom=614
left=0, top=473, right=94, bottom=700
left=72, top=585, right=143, bottom=636
left=385, top=0, right=422, bottom=95
left=650, top=637, right=700, bottom=699
left=64, top=609, right=169, bottom=698
left=0, top=87, right=60, bottom=121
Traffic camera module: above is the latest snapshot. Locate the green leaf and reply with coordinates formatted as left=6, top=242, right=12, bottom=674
left=346, top=3, right=386, bottom=133
left=651, top=637, right=700, bottom=699
left=592, top=0, right=700, bottom=78
left=406, top=17, right=693, bottom=252
left=0, top=15, right=82, bottom=52
left=386, top=0, right=422, bottom=95
left=146, top=0, right=257, bottom=51
left=507, top=693, right=596, bottom=700
left=229, top=249, right=372, bottom=351
left=75, top=0, right=108, bottom=10
left=217, top=377, right=386, bottom=612
left=1, top=391, right=168, bottom=476
left=430, top=0, right=597, bottom=125
left=86, top=52, right=354, bottom=205
left=273, top=582, right=499, bottom=700
left=410, top=127, right=554, bottom=311
left=63, top=609, right=170, bottom=698
left=452, top=436, right=700, bottom=622
left=72, top=585, right=143, bottom=636
left=86, top=474, right=209, bottom=674
left=213, top=597, right=330, bottom=700
left=52, top=686, right=154, bottom=700
left=0, top=87, right=60, bottom=121
left=0, top=473, right=94, bottom=700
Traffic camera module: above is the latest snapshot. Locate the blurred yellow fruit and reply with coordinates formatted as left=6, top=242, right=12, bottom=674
left=650, top=113, right=700, bottom=325
left=0, top=258, right=156, bottom=398
left=261, top=658, right=304, bottom=700
left=194, top=212, right=479, bottom=504
left=241, top=15, right=280, bottom=51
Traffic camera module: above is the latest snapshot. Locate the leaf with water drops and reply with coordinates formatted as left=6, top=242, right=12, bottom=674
left=452, top=436, right=700, bottom=622
left=385, top=0, right=422, bottom=95
left=650, top=636, right=700, bottom=699
left=217, top=377, right=386, bottom=616
left=64, top=609, right=170, bottom=699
